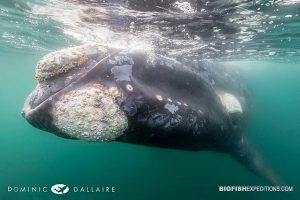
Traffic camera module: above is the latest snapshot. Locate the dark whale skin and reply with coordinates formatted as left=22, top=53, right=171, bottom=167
left=81, top=50, right=250, bottom=152
left=79, top=50, right=281, bottom=185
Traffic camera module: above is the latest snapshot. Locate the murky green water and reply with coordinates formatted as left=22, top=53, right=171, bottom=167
left=1, top=0, right=300, bottom=200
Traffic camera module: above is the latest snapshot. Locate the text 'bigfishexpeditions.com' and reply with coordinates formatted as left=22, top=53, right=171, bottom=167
left=219, top=186, right=293, bottom=192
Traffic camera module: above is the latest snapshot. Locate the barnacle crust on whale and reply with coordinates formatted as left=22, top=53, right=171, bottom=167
left=35, top=44, right=109, bottom=82
left=51, top=84, right=128, bottom=142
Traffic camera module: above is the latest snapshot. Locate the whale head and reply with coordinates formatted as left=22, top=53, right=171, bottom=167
left=22, top=45, right=128, bottom=141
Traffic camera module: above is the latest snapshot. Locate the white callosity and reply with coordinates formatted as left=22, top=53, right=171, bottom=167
left=51, top=84, right=128, bottom=142
left=218, top=92, right=243, bottom=114
left=35, top=44, right=108, bottom=82
left=173, top=1, right=196, bottom=14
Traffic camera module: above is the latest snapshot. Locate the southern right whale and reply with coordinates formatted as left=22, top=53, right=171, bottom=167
left=22, top=44, right=281, bottom=185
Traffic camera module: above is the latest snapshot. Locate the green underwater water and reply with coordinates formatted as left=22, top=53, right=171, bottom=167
left=1, top=1, right=300, bottom=200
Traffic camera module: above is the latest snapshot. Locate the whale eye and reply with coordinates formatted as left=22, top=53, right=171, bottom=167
left=35, top=44, right=108, bottom=83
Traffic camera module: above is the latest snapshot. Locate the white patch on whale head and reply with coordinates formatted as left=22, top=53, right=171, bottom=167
left=218, top=92, right=243, bottom=113
left=51, top=84, right=128, bottom=142
left=156, top=95, right=163, bottom=101
left=164, top=103, right=179, bottom=114
left=126, top=84, right=133, bottom=92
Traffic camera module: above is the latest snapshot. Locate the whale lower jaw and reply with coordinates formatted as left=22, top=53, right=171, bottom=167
left=51, top=84, right=128, bottom=142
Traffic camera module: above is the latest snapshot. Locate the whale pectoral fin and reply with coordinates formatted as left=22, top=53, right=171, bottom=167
left=228, top=133, right=282, bottom=185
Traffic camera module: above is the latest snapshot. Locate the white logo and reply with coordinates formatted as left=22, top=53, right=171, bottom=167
left=51, top=184, right=69, bottom=195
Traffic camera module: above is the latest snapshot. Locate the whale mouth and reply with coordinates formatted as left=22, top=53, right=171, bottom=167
left=22, top=83, right=128, bottom=141
left=22, top=44, right=128, bottom=141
